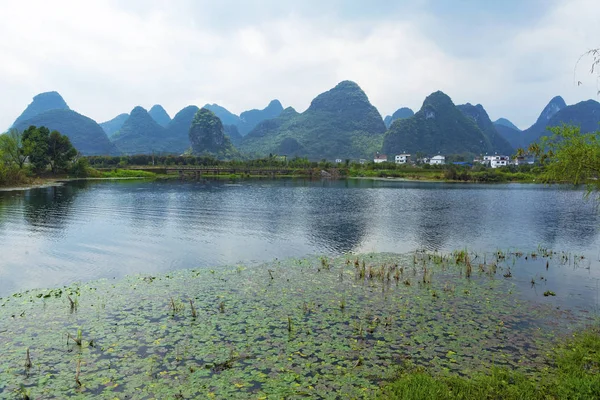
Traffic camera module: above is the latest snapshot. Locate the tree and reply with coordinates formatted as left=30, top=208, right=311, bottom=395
left=48, top=130, right=77, bottom=173
left=22, top=126, right=50, bottom=172
left=536, top=124, right=600, bottom=192
left=0, top=128, right=27, bottom=168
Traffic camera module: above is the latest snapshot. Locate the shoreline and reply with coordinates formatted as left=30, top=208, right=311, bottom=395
left=0, top=176, right=154, bottom=192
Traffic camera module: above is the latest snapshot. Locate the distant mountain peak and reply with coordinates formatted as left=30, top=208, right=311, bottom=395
left=494, top=118, right=521, bottom=132
left=148, top=104, right=171, bottom=127
left=308, top=80, right=371, bottom=113
left=12, top=91, right=70, bottom=127
left=267, top=99, right=283, bottom=108
left=130, top=106, right=148, bottom=116
left=384, top=107, right=414, bottom=128
left=536, top=96, right=567, bottom=125
left=100, top=113, right=129, bottom=137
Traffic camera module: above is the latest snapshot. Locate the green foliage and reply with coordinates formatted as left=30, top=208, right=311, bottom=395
left=537, top=125, right=600, bottom=191
left=101, top=169, right=156, bottom=178
left=69, top=158, right=91, bottom=177
left=379, top=327, right=600, bottom=400
left=0, top=128, right=27, bottom=168
left=239, top=81, right=386, bottom=159
left=0, top=163, right=29, bottom=186
left=22, top=125, right=50, bottom=172
left=189, top=108, right=238, bottom=158
left=48, top=130, right=77, bottom=173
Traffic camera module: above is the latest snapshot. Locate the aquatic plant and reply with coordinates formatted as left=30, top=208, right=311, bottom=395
left=0, top=251, right=593, bottom=398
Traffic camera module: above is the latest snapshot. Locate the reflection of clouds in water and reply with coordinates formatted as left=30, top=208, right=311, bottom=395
left=0, top=180, right=599, bottom=297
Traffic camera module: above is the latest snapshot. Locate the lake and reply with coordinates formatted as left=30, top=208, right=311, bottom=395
left=0, top=179, right=599, bottom=299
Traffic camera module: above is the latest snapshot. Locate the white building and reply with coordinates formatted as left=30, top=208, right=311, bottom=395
left=475, top=154, right=511, bottom=168
left=484, top=155, right=510, bottom=168
left=394, top=154, right=411, bottom=164
left=374, top=154, right=388, bottom=163
left=429, top=155, right=445, bottom=165
left=335, top=159, right=343, bottom=164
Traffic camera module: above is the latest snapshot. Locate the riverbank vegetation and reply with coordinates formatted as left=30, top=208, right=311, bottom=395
left=380, top=327, right=600, bottom=399
left=0, top=126, right=80, bottom=186
left=1, top=250, right=597, bottom=398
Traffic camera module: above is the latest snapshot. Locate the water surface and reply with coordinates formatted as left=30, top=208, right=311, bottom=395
left=0, top=179, right=598, bottom=298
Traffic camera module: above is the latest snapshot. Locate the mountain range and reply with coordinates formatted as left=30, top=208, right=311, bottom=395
left=239, top=81, right=386, bottom=159
left=7, top=85, right=600, bottom=159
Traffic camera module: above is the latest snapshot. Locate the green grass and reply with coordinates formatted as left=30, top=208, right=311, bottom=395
left=100, top=169, right=156, bottom=178
left=379, top=328, right=600, bottom=399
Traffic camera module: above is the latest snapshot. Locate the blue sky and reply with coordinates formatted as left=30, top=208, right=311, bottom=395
left=1, top=0, right=598, bottom=130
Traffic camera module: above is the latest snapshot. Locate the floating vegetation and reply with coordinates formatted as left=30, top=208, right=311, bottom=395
left=0, top=251, right=596, bottom=398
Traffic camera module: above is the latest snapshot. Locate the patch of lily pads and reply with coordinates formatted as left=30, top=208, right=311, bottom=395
left=0, top=250, right=596, bottom=399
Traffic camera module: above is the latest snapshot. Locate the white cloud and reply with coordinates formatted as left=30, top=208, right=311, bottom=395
left=0, top=0, right=598, bottom=131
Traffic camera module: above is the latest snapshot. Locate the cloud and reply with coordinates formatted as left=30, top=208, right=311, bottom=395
left=0, top=0, right=598, bottom=131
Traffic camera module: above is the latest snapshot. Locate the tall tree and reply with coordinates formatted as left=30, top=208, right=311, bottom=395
left=48, top=130, right=77, bottom=173
left=0, top=128, right=27, bottom=168
left=538, top=125, right=600, bottom=192
left=22, top=126, right=50, bottom=172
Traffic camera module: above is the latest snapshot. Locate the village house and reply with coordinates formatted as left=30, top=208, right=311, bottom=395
left=429, top=155, right=445, bottom=165
left=335, top=159, right=343, bottom=164
left=474, top=154, right=511, bottom=168
left=374, top=154, right=388, bottom=163
left=394, top=154, right=411, bottom=164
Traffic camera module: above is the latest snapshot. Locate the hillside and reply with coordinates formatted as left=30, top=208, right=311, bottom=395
left=12, top=91, right=70, bottom=128
left=111, top=107, right=169, bottom=154
left=500, top=97, right=600, bottom=149
left=224, top=125, right=243, bottom=146
left=238, top=100, right=284, bottom=135
left=165, top=105, right=200, bottom=154
left=14, top=109, right=117, bottom=156
left=149, top=105, right=171, bottom=127
left=516, top=96, right=566, bottom=148
left=494, top=124, right=523, bottom=150
left=203, top=104, right=241, bottom=127
left=457, top=103, right=514, bottom=155
left=100, top=113, right=129, bottom=137
left=384, top=107, right=414, bottom=128
left=382, top=91, right=491, bottom=156
left=189, top=108, right=238, bottom=158
left=240, top=81, right=386, bottom=159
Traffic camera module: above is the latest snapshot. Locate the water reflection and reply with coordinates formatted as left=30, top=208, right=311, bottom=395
left=0, top=179, right=599, bottom=296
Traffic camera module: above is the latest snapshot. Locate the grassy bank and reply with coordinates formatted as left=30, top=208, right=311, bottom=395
left=97, top=169, right=157, bottom=179
left=0, top=250, right=596, bottom=399
left=379, top=327, right=600, bottom=399
left=349, top=166, right=538, bottom=183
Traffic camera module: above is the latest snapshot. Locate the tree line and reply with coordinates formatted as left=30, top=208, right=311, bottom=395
left=0, top=126, right=82, bottom=186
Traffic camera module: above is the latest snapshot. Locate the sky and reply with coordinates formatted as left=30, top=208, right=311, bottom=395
left=1, top=0, right=599, bottom=130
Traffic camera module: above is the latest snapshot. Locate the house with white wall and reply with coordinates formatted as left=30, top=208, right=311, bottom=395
left=394, top=154, right=411, bottom=164
left=430, top=155, right=445, bottom=165
left=374, top=154, right=388, bottom=163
